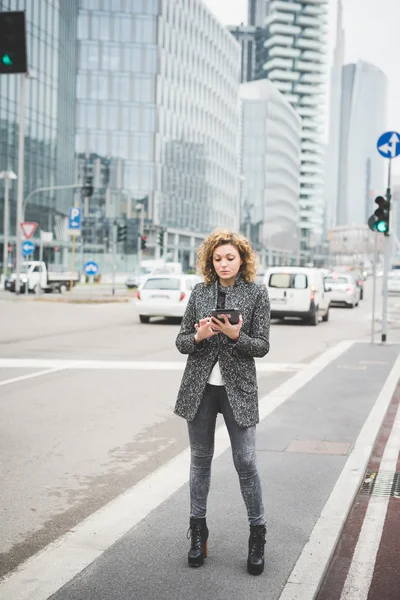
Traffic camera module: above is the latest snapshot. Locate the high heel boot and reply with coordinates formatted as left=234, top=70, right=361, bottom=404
left=247, top=524, right=266, bottom=575
left=187, top=517, right=209, bottom=567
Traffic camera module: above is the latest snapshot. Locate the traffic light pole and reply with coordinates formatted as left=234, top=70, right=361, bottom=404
left=381, top=158, right=392, bottom=343
left=112, top=222, right=117, bottom=296
left=15, top=73, right=25, bottom=294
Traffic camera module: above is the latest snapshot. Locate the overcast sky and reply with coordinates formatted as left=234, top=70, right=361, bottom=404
left=203, top=0, right=400, bottom=173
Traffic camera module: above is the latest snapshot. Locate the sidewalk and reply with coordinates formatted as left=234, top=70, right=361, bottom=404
left=316, top=374, right=400, bottom=600
left=0, top=341, right=399, bottom=600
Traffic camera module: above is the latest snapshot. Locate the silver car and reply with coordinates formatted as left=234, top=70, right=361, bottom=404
left=324, top=273, right=360, bottom=308
left=135, top=274, right=202, bottom=323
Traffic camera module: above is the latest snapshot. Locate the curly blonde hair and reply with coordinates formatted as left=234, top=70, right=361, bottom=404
left=197, top=229, right=258, bottom=286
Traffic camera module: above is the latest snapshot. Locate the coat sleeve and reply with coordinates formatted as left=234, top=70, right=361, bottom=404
left=231, top=286, right=270, bottom=358
left=175, top=284, right=208, bottom=355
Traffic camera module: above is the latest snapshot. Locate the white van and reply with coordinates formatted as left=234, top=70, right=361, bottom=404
left=263, top=267, right=331, bottom=326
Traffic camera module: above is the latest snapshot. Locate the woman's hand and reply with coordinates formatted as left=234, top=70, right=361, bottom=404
left=209, top=314, right=243, bottom=341
left=194, top=318, right=219, bottom=343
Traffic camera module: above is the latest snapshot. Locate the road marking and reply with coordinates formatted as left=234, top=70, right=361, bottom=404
left=339, top=394, right=400, bottom=600
left=0, top=358, right=306, bottom=373
left=0, top=368, right=66, bottom=388
left=0, top=341, right=354, bottom=600
left=278, top=351, right=400, bottom=600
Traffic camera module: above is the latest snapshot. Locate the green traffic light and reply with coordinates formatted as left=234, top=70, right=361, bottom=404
left=1, top=54, right=13, bottom=66
left=376, top=221, right=388, bottom=233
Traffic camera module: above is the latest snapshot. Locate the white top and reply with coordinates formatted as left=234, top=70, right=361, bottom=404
left=207, top=360, right=224, bottom=386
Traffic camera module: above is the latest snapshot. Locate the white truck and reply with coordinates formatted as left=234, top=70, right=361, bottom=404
left=6, top=261, right=80, bottom=294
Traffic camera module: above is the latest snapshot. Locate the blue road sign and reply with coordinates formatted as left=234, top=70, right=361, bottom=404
left=22, top=240, right=35, bottom=256
left=68, top=207, right=82, bottom=231
left=377, top=131, right=400, bottom=159
left=84, top=261, right=99, bottom=276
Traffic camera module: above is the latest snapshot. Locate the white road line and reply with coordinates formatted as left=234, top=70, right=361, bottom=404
left=0, top=340, right=354, bottom=600
left=339, top=395, right=400, bottom=600
left=0, top=358, right=306, bottom=373
left=278, top=351, right=400, bottom=600
left=0, top=368, right=66, bottom=388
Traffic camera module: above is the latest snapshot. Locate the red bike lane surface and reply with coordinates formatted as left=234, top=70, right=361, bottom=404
left=317, top=383, right=400, bottom=600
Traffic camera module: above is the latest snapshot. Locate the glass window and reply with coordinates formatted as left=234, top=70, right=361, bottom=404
left=102, top=43, right=120, bottom=69
left=77, top=74, right=87, bottom=98
left=102, top=103, right=119, bottom=130
left=143, top=278, right=180, bottom=290
left=293, top=274, right=307, bottom=289
left=91, top=74, right=108, bottom=99
left=142, top=106, right=155, bottom=132
left=269, top=273, right=291, bottom=288
left=80, top=42, right=99, bottom=68
left=78, top=14, right=89, bottom=39
left=92, top=13, right=110, bottom=41
left=129, top=105, right=141, bottom=130
left=135, top=17, right=156, bottom=43
left=114, top=14, right=132, bottom=42
left=112, top=133, right=129, bottom=158
left=143, top=47, right=157, bottom=73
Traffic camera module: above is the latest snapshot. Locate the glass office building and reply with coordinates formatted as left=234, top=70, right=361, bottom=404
left=76, top=0, right=241, bottom=236
left=0, top=1, right=77, bottom=244
left=240, top=80, right=301, bottom=254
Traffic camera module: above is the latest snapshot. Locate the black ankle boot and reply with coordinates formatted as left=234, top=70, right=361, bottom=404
left=187, top=517, right=209, bottom=567
left=247, top=524, right=266, bottom=575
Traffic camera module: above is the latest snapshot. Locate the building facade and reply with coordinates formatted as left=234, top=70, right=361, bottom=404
left=76, top=0, right=241, bottom=246
left=0, top=1, right=77, bottom=246
left=228, top=24, right=268, bottom=83
left=336, top=61, right=388, bottom=226
left=240, top=79, right=301, bottom=254
left=248, top=0, right=268, bottom=27
left=261, top=0, right=329, bottom=251
left=324, top=0, right=344, bottom=232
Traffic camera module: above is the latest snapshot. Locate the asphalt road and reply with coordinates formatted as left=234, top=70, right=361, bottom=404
left=0, top=280, right=400, bottom=599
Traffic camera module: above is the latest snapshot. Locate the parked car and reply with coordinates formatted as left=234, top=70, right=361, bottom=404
left=125, top=267, right=154, bottom=289
left=262, top=266, right=331, bottom=326
left=388, top=270, right=400, bottom=294
left=323, top=273, right=360, bottom=308
left=349, top=269, right=365, bottom=300
left=135, top=274, right=202, bottom=323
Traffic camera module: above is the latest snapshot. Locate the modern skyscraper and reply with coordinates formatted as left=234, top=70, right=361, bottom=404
left=261, top=0, right=329, bottom=251
left=75, top=0, right=241, bottom=238
left=0, top=1, right=77, bottom=239
left=240, top=80, right=301, bottom=254
left=228, top=25, right=268, bottom=83
left=248, top=0, right=268, bottom=27
left=336, top=62, right=387, bottom=227
left=325, top=0, right=344, bottom=232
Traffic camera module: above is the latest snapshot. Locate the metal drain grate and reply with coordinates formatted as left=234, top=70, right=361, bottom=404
left=360, top=472, right=400, bottom=497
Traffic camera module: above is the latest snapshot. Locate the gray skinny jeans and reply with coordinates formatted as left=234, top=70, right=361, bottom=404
left=187, top=384, right=265, bottom=526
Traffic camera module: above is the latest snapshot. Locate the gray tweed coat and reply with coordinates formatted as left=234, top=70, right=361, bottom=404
left=174, top=277, right=270, bottom=427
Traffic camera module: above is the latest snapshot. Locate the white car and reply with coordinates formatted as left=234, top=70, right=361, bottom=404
left=263, top=266, right=331, bottom=325
left=323, top=273, right=360, bottom=308
left=135, top=274, right=202, bottom=323
left=388, top=270, right=400, bottom=294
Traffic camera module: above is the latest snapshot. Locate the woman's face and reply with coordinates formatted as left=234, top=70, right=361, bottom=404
left=212, top=244, right=242, bottom=286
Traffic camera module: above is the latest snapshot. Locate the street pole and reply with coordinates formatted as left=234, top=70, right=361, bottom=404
left=371, top=231, right=378, bottom=344
left=37, top=232, right=43, bottom=296
left=136, top=204, right=144, bottom=269
left=1, top=171, right=17, bottom=281
left=381, top=158, right=392, bottom=343
left=15, top=74, right=26, bottom=295
left=112, top=221, right=117, bottom=296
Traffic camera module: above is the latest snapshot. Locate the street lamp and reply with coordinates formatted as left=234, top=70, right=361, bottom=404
left=0, top=170, right=17, bottom=282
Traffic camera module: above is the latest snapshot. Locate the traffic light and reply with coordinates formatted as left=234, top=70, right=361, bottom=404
left=141, top=235, right=147, bottom=250
left=368, top=195, right=390, bottom=234
left=117, top=224, right=127, bottom=242
left=0, top=12, right=28, bottom=74
left=158, top=229, right=164, bottom=249
left=82, top=178, right=94, bottom=198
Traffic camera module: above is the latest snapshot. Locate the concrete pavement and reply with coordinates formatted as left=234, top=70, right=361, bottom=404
left=1, top=282, right=400, bottom=599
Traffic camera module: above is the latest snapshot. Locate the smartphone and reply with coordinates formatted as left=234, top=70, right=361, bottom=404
left=211, top=309, right=241, bottom=325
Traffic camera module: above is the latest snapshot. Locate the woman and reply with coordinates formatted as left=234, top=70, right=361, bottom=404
left=174, top=229, right=270, bottom=575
